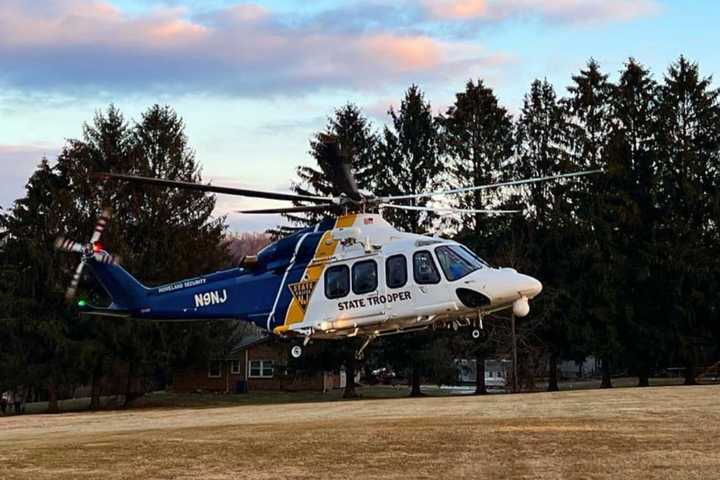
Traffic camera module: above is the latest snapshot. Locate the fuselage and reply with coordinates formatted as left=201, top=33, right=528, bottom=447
left=89, top=213, right=542, bottom=338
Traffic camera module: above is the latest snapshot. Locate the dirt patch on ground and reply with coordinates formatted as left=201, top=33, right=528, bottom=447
left=1, top=386, right=719, bottom=479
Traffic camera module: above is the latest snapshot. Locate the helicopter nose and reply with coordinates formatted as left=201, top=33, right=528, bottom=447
left=519, top=274, right=543, bottom=299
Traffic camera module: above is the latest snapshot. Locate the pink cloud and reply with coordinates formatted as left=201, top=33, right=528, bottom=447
left=0, top=0, right=514, bottom=95
left=424, top=0, right=488, bottom=20
left=0, top=1, right=208, bottom=47
left=358, top=34, right=443, bottom=72
left=423, top=0, right=660, bottom=23
left=225, top=4, right=269, bottom=23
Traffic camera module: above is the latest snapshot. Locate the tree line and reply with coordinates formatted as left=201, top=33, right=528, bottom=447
left=0, top=56, right=718, bottom=410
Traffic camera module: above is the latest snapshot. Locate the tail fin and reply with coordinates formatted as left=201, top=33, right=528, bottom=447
left=87, top=252, right=148, bottom=310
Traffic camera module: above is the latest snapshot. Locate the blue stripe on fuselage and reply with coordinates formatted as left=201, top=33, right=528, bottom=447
left=266, top=230, right=324, bottom=330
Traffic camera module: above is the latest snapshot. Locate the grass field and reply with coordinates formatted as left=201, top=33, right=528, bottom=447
left=1, top=385, right=719, bottom=479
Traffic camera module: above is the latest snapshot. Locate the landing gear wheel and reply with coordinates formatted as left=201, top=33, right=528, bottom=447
left=472, top=329, right=481, bottom=339
left=291, top=345, right=303, bottom=359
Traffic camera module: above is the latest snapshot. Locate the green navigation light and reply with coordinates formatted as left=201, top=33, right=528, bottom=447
left=77, top=300, right=87, bottom=308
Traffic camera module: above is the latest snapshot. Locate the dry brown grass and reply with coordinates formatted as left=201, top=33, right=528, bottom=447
left=1, top=385, right=719, bottom=479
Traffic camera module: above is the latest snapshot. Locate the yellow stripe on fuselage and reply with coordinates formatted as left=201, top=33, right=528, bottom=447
left=273, top=214, right=357, bottom=335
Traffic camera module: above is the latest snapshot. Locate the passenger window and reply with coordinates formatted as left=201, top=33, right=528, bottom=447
left=352, top=260, right=378, bottom=295
left=413, top=251, right=440, bottom=284
left=325, top=265, right=350, bottom=299
left=386, top=255, right=407, bottom=289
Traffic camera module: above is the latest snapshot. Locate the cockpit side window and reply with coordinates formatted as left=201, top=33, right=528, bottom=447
left=325, top=265, right=350, bottom=299
left=352, top=260, right=378, bottom=295
left=413, top=250, right=441, bottom=284
left=386, top=254, right=407, bottom=289
left=435, top=245, right=479, bottom=281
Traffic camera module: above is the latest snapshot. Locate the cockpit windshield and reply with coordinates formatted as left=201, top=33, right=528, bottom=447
left=435, top=245, right=489, bottom=281
left=458, top=245, right=491, bottom=268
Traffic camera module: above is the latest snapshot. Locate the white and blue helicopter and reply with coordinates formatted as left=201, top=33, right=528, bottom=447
left=56, top=140, right=597, bottom=358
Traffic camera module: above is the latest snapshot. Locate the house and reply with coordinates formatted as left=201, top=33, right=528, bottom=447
left=558, top=356, right=599, bottom=379
left=456, top=358, right=512, bottom=389
left=173, top=335, right=345, bottom=393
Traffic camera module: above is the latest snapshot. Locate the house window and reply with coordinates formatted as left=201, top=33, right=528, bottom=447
left=230, top=360, right=241, bottom=375
left=208, top=360, right=222, bottom=378
left=249, top=360, right=274, bottom=378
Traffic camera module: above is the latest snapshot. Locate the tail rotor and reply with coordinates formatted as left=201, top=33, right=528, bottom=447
left=65, top=261, right=86, bottom=301
left=55, top=207, right=119, bottom=302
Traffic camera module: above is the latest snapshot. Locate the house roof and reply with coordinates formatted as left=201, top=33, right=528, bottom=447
left=228, top=334, right=271, bottom=358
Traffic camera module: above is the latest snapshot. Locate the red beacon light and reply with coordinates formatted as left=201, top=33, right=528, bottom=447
left=92, top=242, right=103, bottom=253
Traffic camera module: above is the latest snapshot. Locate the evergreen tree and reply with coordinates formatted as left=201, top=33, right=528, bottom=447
left=289, top=103, right=379, bottom=225
left=513, top=79, right=586, bottom=391
left=126, top=104, right=225, bottom=283
left=563, top=60, right=618, bottom=388
left=285, top=106, right=380, bottom=396
left=441, top=79, right=514, bottom=237
left=564, top=59, right=613, bottom=169
left=607, top=59, right=664, bottom=387
left=654, top=57, right=720, bottom=384
left=118, top=105, right=229, bottom=403
left=0, top=160, right=75, bottom=412
left=378, top=85, right=443, bottom=233
left=372, top=86, right=444, bottom=395
left=440, top=79, right=515, bottom=387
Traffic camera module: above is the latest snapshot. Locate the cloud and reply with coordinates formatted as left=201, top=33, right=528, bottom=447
left=0, top=0, right=512, bottom=97
left=0, top=0, right=658, bottom=99
left=0, top=1, right=207, bottom=47
left=422, top=0, right=660, bottom=23
left=424, top=0, right=489, bottom=19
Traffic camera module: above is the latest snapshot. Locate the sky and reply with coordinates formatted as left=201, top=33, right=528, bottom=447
left=1, top=0, right=719, bottom=232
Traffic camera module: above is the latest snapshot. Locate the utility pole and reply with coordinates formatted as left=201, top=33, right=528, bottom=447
left=511, top=313, right=518, bottom=393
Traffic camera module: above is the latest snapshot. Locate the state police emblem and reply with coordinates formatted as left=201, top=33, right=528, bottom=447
left=288, top=280, right=316, bottom=312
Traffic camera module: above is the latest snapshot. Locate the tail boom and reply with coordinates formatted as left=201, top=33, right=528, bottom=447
left=87, top=255, right=278, bottom=328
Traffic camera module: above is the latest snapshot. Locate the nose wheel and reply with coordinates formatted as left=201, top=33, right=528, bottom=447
left=470, top=312, right=484, bottom=340
left=290, top=334, right=312, bottom=359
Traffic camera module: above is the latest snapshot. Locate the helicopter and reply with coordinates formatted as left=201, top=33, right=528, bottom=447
left=55, top=139, right=598, bottom=359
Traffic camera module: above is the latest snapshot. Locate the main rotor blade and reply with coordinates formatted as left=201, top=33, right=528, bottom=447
left=384, top=170, right=602, bottom=202
left=379, top=204, right=521, bottom=215
left=238, top=204, right=336, bottom=214
left=317, top=134, right=362, bottom=201
left=94, top=173, right=333, bottom=204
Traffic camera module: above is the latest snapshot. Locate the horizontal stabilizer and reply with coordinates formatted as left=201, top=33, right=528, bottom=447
left=79, top=307, right=131, bottom=318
